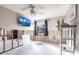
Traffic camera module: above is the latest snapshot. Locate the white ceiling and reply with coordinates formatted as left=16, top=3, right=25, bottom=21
left=0, top=4, right=71, bottom=21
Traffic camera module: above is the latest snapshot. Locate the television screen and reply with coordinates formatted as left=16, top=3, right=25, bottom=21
left=17, top=16, right=31, bottom=27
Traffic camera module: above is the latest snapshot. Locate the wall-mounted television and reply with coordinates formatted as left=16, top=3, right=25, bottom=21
left=17, top=16, right=31, bottom=27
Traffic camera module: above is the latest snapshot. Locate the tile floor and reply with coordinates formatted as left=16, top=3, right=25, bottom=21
left=1, top=41, right=77, bottom=55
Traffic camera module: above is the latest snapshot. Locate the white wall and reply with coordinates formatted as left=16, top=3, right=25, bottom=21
left=48, top=19, right=58, bottom=30
left=0, top=6, right=34, bottom=31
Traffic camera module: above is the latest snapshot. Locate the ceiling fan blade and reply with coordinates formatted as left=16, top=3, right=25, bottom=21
left=33, top=7, right=44, bottom=11
left=29, top=4, right=35, bottom=8
left=21, top=7, right=29, bottom=11
left=36, top=12, right=45, bottom=15
left=21, top=4, right=33, bottom=10
left=21, top=4, right=44, bottom=11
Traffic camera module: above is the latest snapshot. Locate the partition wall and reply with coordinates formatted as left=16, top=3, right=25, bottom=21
left=0, top=29, right=24, bottom=54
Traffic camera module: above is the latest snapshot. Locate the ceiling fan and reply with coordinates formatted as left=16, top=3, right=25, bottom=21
left=21, top=4, right=45, bottom=16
